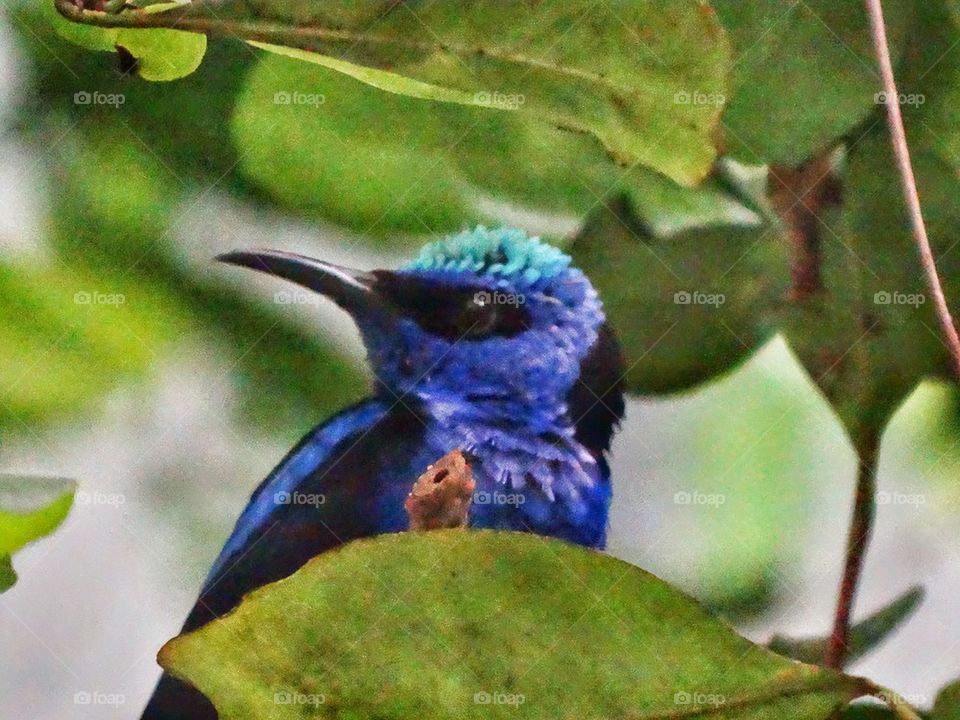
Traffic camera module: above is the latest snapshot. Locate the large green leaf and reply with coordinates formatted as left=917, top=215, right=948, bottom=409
left=161, top=530, right=869, bottom=720
left=53, top=0, right=731, bottom=186
left=232, top=52, right=756, bottom=240
left=0, top=475, right=76, bottom=592
left=712, top=0, right=915, bottom=166
left=570, top=188, right=789, bottom=394
left=231, top=53, right=477, bottom=240
left=784, top=0, right=960, bottom=440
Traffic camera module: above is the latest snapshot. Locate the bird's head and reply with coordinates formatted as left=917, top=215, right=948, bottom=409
left=219, top=227, right=624, bottom=449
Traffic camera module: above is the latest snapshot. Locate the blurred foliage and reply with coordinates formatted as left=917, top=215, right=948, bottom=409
left=4, top=4, right=365, bottom=434
left=0, top=475, right=75, bottom=591
left=768, top=586, right=924, bottom=665
left=934, top=680, right=960, bottom=720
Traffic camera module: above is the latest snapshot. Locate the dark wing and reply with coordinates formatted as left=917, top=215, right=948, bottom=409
left=142, top=397, right=429, bottom=720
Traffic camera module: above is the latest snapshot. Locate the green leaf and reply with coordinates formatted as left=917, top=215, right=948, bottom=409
left=569, top=189, right=790, bottom=394
left=248, top=41, right=481, bottom=105
left=768, top=586, right=924, bottom=665
left=934, top=680, right=960, bottom=720
left=0, top=556, right=15, bottom=593
left=232, top=53, right=751, bottom=240
left=788, top=136, right=960, bottom=438
left=712, top=0, right=915, bottom=166
left=55, top=0, right=731, bottom=185
left=0, top=475, right=75, bottom=593
left=46, top=1, right=206, bottom=81
left=161, top=530, right=869, bottom=720
left=0, top=476, right=75, bottom=592
left=231, top=54, right=475, bottom=240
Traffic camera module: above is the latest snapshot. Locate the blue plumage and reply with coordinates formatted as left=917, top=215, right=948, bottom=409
left=142, top=227, right=625, bottom=719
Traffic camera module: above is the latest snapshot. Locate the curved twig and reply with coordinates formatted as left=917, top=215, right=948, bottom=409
left=866, top=0, right=960, bottom=378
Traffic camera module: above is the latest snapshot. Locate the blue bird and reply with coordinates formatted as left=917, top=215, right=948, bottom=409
left=142, top=227, right=625, bottom=719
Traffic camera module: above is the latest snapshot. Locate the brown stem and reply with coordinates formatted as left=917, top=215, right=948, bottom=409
left=825, top=431, right=880, bottom=668
left=768, top=156, right=841, bottom=302
left=866, top=0, right=960, bottom=379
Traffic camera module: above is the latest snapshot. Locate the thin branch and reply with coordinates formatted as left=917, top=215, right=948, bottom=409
left=866, top=0, right=960, bottom=379
left=825, top=432, right=879, bottom=669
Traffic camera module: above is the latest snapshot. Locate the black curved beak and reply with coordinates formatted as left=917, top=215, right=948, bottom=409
left=217, top=249, right=385, bottom=314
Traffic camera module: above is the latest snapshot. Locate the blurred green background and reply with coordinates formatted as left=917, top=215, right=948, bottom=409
left=1, top=3, right=959, bottom=718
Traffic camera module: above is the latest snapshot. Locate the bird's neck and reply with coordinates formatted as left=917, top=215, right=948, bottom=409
left=411, top=385, right=567, bottom=433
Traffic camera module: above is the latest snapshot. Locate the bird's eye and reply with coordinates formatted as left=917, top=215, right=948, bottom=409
left=373, top=273, right=530, bottom=341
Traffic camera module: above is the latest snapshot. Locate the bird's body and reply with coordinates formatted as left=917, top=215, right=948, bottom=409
left=143, top=228, right=624, bottom=719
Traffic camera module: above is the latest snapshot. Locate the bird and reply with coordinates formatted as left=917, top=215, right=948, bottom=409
left=142, top=226, right=625, bottom=719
